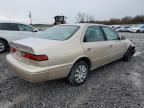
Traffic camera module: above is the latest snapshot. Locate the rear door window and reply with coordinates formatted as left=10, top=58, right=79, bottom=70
left=0, top=23, right=19, bottom=31
left=84, top=26, right=105, bottom=42
left=17, top=24, right=34, bottom=32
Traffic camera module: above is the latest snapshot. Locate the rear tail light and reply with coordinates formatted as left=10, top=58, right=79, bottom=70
left=21, top=52, right=48, bottom=61
left=10, top=47, right=16, bottom=53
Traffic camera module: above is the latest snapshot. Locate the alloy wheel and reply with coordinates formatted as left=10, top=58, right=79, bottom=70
left=75, top=65, right=87, bottom=83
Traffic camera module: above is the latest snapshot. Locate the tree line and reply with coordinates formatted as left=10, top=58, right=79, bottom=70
left=76, top=12, right=144, bottom=25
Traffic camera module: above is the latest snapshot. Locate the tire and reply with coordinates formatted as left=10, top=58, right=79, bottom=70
left=0, top=39, right=7, bottom=53
left=136, top=30, right=140, bottom=33
left=68, top=61, right=89, bottom=86
left=123, top=46, right=136, bottom=61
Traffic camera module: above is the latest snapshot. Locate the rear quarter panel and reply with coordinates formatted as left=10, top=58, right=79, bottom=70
left=32, top=25, right=87, bottom=68
left=32, top=40, right=86, bottom=68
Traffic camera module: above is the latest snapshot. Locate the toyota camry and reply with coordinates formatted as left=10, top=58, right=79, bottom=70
left=6, top=23, right=136, bottom=85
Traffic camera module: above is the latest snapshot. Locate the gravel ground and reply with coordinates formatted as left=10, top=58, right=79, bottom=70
left=0, top=33, right=144, bottom=108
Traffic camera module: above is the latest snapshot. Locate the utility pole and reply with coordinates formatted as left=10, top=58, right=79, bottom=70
left=29, top=11, right=32, bottom=25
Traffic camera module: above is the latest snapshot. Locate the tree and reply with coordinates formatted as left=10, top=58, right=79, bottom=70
left=86, top=14, right=95, bottom=22
left=121, top=16, right=133, bottom=24
left=75, top=12, right=86, bottom=23
left=76, top=12, right=95, bottom=23
left=76, top=13, right=144, bottom=24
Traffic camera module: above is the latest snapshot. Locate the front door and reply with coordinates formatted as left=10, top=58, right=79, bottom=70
left=101, top=26, right=125, bottom=61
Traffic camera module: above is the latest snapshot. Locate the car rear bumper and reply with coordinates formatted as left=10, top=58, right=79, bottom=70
left=6, top=54, right=71, bottom=83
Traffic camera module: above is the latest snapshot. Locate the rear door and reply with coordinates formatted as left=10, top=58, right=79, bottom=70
left=101, top=26, right=125, bottom=61
left=82, top=25, right=112, bottom=69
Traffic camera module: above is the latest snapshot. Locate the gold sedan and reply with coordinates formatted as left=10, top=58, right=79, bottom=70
left=6, top=23, right=136, bottom=85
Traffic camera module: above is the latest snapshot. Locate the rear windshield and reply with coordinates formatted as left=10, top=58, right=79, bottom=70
left=38, top=25, right=80, bottom=41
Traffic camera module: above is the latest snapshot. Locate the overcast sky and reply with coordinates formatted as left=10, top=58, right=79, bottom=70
left=0, top=0, right=143, bottom=24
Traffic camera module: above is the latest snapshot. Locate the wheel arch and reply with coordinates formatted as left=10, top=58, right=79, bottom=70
left=0, top=37, right=9, bottom=48
left=72, top=56, right=91, bottom=70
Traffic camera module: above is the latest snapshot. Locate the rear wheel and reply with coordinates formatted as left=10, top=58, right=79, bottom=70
left=0, top=39, right=7, bottom=53
left=68, top=61, right=89, bottom=86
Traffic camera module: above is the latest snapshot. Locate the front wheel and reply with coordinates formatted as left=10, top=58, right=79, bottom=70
left=0, top=40, right=7, bottom=53
left=68, top=61, right=89, bottom=86
left=123, top=46, right=136, bottom=61
left=136, top=30, right=140, bottom=33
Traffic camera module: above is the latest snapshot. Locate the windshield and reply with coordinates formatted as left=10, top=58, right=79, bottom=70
left=38, top=25, right=80, bottom=41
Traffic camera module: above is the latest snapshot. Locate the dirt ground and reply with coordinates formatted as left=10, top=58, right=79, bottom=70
left=0, top=32, right=144, bottom=108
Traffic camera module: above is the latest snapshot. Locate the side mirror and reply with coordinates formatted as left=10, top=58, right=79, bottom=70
left=121, top=35, right=126, bottom=40
left=32, top=29, right=38, bottom=32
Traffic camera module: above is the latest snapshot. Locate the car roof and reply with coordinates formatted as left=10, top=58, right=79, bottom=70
left=0, top=21, right=29, bottom=25
left=60, top=23, right=107, bottom=27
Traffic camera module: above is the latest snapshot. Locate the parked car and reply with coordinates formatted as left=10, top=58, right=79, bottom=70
left=110, top=25, right=116, bottom=30
left=114, top=26, right=122, bottom=32
left=120, top=26, right=130, bottom=32
left=130, top=24, right=144, bottom=33
left=6, top=23, right=136, bottom=85
left=0, top=21, right=39, bottom=53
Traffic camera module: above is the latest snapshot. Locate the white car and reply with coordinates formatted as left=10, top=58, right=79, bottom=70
left=130, top=24, right=144, bottom=33
left=115, top=26, right=122, bottom=32
left=0, top=21, right=39, bottom=53
left=120, top=26, right=130, bottom=32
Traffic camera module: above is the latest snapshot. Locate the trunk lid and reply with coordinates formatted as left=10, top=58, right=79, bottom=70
left=10, top=37, right=63, bottom=66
